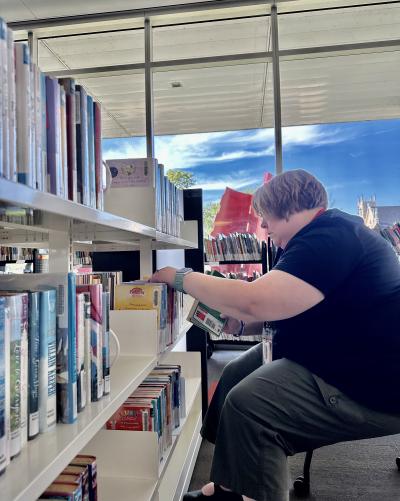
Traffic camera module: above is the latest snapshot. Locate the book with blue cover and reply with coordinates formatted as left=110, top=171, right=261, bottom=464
left=39, top=288, right=57, bottom=432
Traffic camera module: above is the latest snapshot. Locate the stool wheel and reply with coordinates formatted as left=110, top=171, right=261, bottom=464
left=293, top=475, right=310, bottom=497
left=396, top=457, right=400, bottom=471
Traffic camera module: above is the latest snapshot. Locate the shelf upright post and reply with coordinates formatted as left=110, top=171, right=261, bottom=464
left=144, top=17, right=155, bottom=159
left=48, top=220, right=73, bottom=273
left=28, top=30, right=38, bottom=65
left=139, top=238, right=153, bottom=279
left=271, top=3, right=283, bottom=175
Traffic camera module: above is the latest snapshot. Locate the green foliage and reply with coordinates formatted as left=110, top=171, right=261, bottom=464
left=166, top=169, right=196, bottom=189
left=203, top=200, right=221, bottom=238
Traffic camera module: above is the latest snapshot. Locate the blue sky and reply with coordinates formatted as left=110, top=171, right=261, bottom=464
left=103, top=119, right=400, bottom=214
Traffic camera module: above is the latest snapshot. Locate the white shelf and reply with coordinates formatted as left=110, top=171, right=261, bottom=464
left=0, top=354, right=157, bottom=501
left=97, top=476, right=157, bottom=501
left=0, top=178, right=199, bottom=249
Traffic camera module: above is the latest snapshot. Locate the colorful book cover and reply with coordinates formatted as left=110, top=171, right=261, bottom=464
left=3, top=294, right=21, bottom=458
left=63, top=465, right=89, bottom=501
left=106, top=158, right=151, bottom=188
left=83, top=293, right=92, bottom=405
left=39, top=289, right=57, bottom=433
left=101, top=291, right=110, bottom=395
left=87, top=95, right=95, bottom=208
left=76, top=284, right=103, bottom=401
left=75, top=293, right=86, bottom=412
left=28, top=291, right=40, bottom=440
left=19, top=292, right=28, bottom=448
left=0, top=297, right=6, bottom=473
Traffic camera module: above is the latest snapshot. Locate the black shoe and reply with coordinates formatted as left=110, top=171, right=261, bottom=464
left=183, top=484, right=242, bottom=500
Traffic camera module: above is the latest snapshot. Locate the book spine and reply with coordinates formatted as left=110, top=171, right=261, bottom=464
left=39, top=289, right=57, bottom=433
left=19, top=293, right=28, bottom=448
left=91, top=285, right=103, bottom=401
left=7, top=28, right=17, bottom=182
left=29, top=63, right=37, bottom=191
left=7, top=295, right=21, bottom=458
left=87, top=95, right=95, bottom=208
left=0, top=19, right=8, bottom=179
left=83, top=293, right=91, bottom=405
left=78, top=86, right=90, bottom=206
left=45, top=76, right=61, bottom=195
left=15, top=43, right=32, bottom=187
left=4, top=300, right=10, bottom=467
left=76, top=293, right=86, bottom=412
left=101, top=291, right=110, bottom=395
left=60, top=86, right=68, bottom=199
left=93, top=102, right=102, bottom=210
left=28, top=291, right=40, bottom=440
left=60, top=79, right=77, bottom=202
left=40, top=72, right=47, bottom=192
left=0, top=297, right=6, bottom=473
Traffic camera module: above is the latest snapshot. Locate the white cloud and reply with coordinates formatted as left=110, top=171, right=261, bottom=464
left=102, top=124, right=349, bottom=171
left=193, top=176, right=258, bottom=191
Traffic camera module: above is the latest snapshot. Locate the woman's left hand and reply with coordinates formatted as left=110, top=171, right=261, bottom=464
left=149, top=266, right=177, bottom=287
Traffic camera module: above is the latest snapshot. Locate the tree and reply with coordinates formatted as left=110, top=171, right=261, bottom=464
left=166, top=169, right=196, bottom=189
left=203, top=200, right=221, bottom=238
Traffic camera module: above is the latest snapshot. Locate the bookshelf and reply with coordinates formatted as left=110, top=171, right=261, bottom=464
left=0, top=176, right=201, bottom=501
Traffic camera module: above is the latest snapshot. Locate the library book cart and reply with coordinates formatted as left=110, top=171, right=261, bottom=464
left=0, top=177, right=202, bottom=501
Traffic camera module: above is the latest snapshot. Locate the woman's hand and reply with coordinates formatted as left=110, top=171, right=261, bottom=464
left=149, top=266, right=177, bottom=287
left=220, top=314, right=243, bottom=336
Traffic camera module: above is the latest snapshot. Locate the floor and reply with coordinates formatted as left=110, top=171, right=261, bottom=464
left=188, top=347, right=400, bottom=500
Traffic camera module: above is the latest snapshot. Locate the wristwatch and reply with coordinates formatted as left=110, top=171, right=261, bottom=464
left=173, top=267, right=193, bottom=294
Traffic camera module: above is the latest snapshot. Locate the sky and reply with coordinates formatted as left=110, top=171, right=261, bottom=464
left=103, top=119, right=400, bottom=215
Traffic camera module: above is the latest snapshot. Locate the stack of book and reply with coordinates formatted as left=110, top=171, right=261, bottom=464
left=0, top=272, right=114, bottom=475
left=106, top=364, right=185, bottom=462
left=38, top=454, right=97, bottom=500
left=0, top=17, right=104, bottom=209
left=0, top=246, right=34, bottom=262
left=204, top=233, right=262, bottom=262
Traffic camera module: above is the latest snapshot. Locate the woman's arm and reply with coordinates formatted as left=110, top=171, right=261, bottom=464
left=150, top=267, right=324, bottom=322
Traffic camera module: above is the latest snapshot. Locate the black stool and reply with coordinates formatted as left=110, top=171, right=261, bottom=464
left=293, top=450, right=400, bottom=497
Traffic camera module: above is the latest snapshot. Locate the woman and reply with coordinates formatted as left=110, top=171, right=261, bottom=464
left=150, top=169, right=400, bottom=501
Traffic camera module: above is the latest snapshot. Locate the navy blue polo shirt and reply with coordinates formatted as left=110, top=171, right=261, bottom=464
left=272, top=209, right=400, bottom=413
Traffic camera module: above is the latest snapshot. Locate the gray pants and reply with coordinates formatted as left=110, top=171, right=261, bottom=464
left=200, top=343, right=400, bottom=501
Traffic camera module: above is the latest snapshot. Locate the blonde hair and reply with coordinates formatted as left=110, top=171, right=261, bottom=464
left=253, top=169, right=328, bottom=220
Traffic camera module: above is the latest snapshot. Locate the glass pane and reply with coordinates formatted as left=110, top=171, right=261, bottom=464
left=38, top=29, right=145, bottom=70
left=153, top=62, right=273, bottom=135
left=153, top=16, right=270, bottom=61
left=278, top=3, right=400, bottom=50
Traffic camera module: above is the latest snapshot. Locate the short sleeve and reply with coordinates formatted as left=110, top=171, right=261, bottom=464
left=273, top=225, right=362, bottom=296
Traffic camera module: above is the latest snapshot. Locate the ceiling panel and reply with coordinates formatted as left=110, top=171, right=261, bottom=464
left=153, top=16, right=271, bottom=61
left=40, top=30, right=144, bottom=70
left=278, top=3, right=400, bottom=50
left=275, top=50, right=400, bottom=127
left=18, top=0, right=219, bottom=20
left=38, top=41, right=68, bottom=71
left=153, top=63, right=272, bottom=135
left=0, top=0, right=36, bottom=22
left=278, top=0, right=397, bottom=13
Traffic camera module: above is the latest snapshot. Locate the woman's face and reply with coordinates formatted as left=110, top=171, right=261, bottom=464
left=260, top=211, right=299, bottom=249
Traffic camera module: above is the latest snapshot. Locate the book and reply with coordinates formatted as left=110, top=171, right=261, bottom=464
left=0, top=19, right=8, bottom=179
left=59, top=78, right=77, bottom=202
left=28, top=291, right=40, bottom=440
left=70, top=455, right=97, bottom=501
left=83, top=293, right=92, bottom=405
left=187, top=270, right=227, bottom=336
left=39, top=481, right=82, bottom=500
left=0, top=297, right=7, bottom=474
left=39, top=289, right=57, bottom=433
left=75, top=293, right=86, bottom=412
left=75, top=85, right=89, bottom=206
left=45, top=76, right=62, bottom=196
left=76, top=284, right=103, bottom=401
left=19, top=292, right=28, bottom=448
left=7, top=28, right=17, bottom=182
left=101, top=291, right=110, bottom=395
